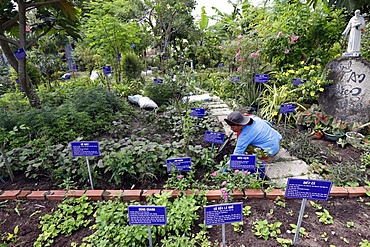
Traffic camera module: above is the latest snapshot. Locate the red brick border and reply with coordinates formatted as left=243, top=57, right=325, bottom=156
left=0, top=187, right=368, bottom=202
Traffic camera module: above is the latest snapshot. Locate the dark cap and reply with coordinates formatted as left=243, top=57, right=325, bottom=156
left=224, top=111, right=251, bottom=126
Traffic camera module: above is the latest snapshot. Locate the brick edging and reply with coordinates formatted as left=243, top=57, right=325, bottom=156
left=0, top=186, right=369, bottom=201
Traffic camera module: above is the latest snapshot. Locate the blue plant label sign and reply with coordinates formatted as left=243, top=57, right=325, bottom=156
left=71, top=141, right=100, bottom=157
left=292, top=78, right=306, bottom=86
left=204, top=202, right=243, bottom=226
left=229, top=154, right=256, bottom=170
left=166, top=157, right=191, bottom=172
left=116, top=53, right=121, bottom=62
left=190, top=108, right=205, bottom=117
left=128, top=206, right=167, bottom=226
left=218, top=62, right=224, bottom=67
left=153, top=78, right=164, bottom=84
left=14, top=48, right=27, bottom=60
left=254, top=74, right=269, bottom=83
left=69, top=64, right=77, bottom=71
left=102, top=66, right=111, bottom=75
left=230, top=76, right=240, bottom=83
left=279, top=103, right=296, bottom=114
left=285, top=178, right=333, bottom=200
left=204, top=131, right=225, bottom=145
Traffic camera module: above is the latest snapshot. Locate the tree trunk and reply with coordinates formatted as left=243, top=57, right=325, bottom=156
left=17, top=0, right=41, bottom=108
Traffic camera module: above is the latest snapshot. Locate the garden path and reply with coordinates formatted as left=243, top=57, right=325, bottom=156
left=202, top=97, right=322, bottom=188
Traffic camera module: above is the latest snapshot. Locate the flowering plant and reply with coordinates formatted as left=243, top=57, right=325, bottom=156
left=274, top=62, right=332, bottom=104
left=209, top=168, right=264, bottom=202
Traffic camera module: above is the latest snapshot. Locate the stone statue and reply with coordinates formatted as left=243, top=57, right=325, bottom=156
left=342, top=10, right=365, bottom=53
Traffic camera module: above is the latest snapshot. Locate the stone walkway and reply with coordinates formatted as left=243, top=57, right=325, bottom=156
left=202, top=97, right=321, bottom=188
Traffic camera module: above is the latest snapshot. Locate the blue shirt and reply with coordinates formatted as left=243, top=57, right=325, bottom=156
left=233, top=117, right=282, bottom=156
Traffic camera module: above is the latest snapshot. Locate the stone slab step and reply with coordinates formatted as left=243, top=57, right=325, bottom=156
left=210, top=108, right=232, bottom=116
left=265, top=160, right=310, bottom=179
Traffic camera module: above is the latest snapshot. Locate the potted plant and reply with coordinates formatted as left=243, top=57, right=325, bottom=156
left=345, top=131, right=364, bottom=147
left=322, top=118, right=347, bottom=142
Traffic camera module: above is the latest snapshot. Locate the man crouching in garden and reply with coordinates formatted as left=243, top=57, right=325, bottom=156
left=224, top=111, right=282, bottom=162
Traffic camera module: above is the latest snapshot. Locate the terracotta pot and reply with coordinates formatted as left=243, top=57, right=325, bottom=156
left=314, top=131, right=323, bottom=139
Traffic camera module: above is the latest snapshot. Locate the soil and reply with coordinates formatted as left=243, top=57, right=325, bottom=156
left=0, top=121, right=369, bottom=246
left=0, top=196, right=369, bottom=246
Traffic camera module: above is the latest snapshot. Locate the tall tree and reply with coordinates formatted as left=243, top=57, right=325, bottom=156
left=0, top=0, right=80, bottom=107
left=142, top=0, right=197, bottom=72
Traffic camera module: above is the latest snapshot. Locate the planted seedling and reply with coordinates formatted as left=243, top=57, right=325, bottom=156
left=340, top=236, right=349, bottom=244
left=286, top=210, right=294, bottom=216
left=252, top=219, right=282, bottom=240
left=288, top=223, right=308, bottom=237
left=276, top=237, right=293, bottom=246
left=359, top=239, right=370, bottom=247
left=346, top=221, right=355, bottom=228
left=316, top=209, right=333, bottom=224
left=309, top=201, right=322, bottom=210
left=321, top=232, right=329, bottom=241
left=243, top=205, right=251, bottom=216
left=274, top=196, right=286, bottom=208
left=232, top=222, right=244, bottom=233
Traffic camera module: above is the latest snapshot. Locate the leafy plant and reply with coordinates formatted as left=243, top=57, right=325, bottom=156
left=276, top=237, right=293, bottom=246
left=288, top=223, right=307, bottom=237
left=274, top=196, right=286, bottom=208
left=309, top=201, right=322, bottom=210
left=252, top=219, right=282, bottom=240
left=360, top=239, right=370, bottom=247
left=232, top=222, right=244, bottom=233
left=1, top=225, right=19, bottom=245
left=243, top=205, right=251, bottom=216
left=34, top=195, right=94, bottom=247
left=316, top=209, right=334, bottom=225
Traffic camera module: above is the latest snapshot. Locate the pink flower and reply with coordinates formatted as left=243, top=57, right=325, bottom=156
left=237, top=42, right=241, bottom=46
left=211, top=172, right=217, bottom=177
left=223, top=192, right=229, bottom=199
left=235, top=53, right=240, bottom=59
left=237, top=66, right=243, bottom=71
left=221, top=188, right=226, bottom=192
left=288, top=35, right=299, bottom=44
left=219, top=46, right=223, bottom=49
left=221, top=181, right=227, bottom=186
left=238, top=59, right=244, bottom=62
left=284, top=49, right=290, bottom=54
left=234, top=169, right=240, bottom=174
left=251, top=52, right=259, bottom=57
left=243, top=170, right=249, bottom=175
left=177, top=175, right=183, bottom=179
left=238, top=35, right=243, bottom=40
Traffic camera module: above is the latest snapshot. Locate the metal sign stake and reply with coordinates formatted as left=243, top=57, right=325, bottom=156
left=222, top=224, right=226, bottom=247
left=148, top=225, right=153, bottom=247
left=294, top=198, right=307, bottom=245
left=85, top=157, right=94, bottom=190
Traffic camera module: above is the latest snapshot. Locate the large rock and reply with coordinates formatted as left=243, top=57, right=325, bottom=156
left=319, top=57, right=370, bottom=123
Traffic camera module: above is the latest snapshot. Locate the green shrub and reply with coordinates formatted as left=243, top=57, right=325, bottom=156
left=144, top=80, right=178, bottom=106
left=122, top=52, right=144, bottom=79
